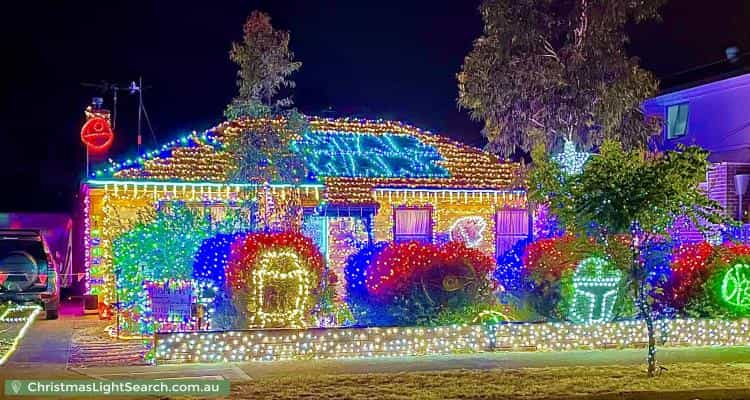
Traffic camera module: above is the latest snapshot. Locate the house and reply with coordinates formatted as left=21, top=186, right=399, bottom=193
left=81, top=116, right=529, bottom=303
left=644, top=73, right=750, bottom=227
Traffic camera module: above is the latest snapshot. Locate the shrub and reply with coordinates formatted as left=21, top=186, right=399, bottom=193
left=521, top=235, right=632, bottom=322
left=346, top=241, right=498, bottom=326
left=226, top=231, right=325, bottom=328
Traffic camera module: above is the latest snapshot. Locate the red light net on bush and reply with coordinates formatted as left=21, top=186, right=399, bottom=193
left=365, top=241, right=496, bottom=301
left=226, top=231, right=325, bottom=291
left=666, top=241, right=714, bottom=308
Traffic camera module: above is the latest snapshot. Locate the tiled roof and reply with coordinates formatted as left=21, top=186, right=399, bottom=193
left=103, top=117, right=521, bottom=203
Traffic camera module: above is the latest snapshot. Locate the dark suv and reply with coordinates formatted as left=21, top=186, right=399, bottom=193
left=0, top=230, right=59, bottom=319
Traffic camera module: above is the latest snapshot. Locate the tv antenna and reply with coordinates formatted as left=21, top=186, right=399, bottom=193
left=80, top=78, right=158, bottom=152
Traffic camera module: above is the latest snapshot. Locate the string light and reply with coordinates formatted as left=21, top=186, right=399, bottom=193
left=227, top=231, right=325, bottom=328
left=449, top=216, right=488, bottom=248
left=154, top=318, right=750, bottom=364
left=719, top=263, right=750, bottom=313
left=93, top=117, right=520, bottom=205
left=0, top=305, right=42, bottom=365
left=567, top=257, right=624, bottom=324
left=551, top=139, right=591, bottom=175
left=291, top=130, right=449, bottom=178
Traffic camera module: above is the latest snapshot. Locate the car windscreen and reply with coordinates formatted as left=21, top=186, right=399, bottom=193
left=0, top=238, right=49, bottom=292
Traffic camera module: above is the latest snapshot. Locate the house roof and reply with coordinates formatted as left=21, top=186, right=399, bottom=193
left=93, top=117, right=520, bottom=204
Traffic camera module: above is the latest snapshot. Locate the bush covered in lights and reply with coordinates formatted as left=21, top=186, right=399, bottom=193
left=521, top=235, right=633, bottom=323
left=679, top=242, right=750, bottom=318
left=345, top=241, right=499, bottom=326
left=111, top=203, right=253, bottom=333
left=226, top=231, right=325, bottom=328
left=113, top=204, right=249, bottom=307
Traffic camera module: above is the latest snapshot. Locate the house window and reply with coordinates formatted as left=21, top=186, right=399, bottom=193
left=393, top=206, right=433, bottom=243
left=667, top=103, right=689, bottom=139
left=495, top=208, right=529, bottom=255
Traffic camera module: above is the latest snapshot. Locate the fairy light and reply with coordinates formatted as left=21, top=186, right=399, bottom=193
left=720, top=263, right=750, bottom=313
left=82, top=116, right=522, bottom=327
left=251, top=250, right=315, bottom=328
left=154, top=318, right=750, bottom=364
left=227, top=231, right=325, bottom=329
left=449, top=216, right=488, bottom=248
left=82, top=185, right=92, bottom=294
left=0, top=305, right=42, bottom=366
left=291, top=130, right=449, bottom=178
left=92, top=117, right=519, bottom=204
left=551, top=139, right=591, bottom=175
left=567, top=256, right=624, bottom=324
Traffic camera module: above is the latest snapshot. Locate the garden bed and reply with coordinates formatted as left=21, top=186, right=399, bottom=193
left=155, top=318, right=750, bottom=364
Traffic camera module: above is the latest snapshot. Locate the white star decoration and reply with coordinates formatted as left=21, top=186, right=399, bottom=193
left=552, top=139, right=591, bottom=175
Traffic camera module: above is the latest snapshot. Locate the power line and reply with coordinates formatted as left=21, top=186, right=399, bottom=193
left=659, top=51, right=750, bottom=79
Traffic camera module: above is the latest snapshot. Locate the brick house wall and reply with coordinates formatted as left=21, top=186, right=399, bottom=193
left=668, top=162, right=750, bottom=243
left=707, top=162, right=750, bottom=221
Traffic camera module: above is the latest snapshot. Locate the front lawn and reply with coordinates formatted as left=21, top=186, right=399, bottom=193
left=231, top=363, right=750, bottom=400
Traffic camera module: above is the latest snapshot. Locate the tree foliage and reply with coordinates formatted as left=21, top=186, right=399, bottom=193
left=531, top=140, right=726, bottom=238
left=227, top=10, right=301, bottom=113
left=530, top=140, right=730, bottom=376
left=224, top=10, right=309, bottom=184
left=458, top=0, right=666, bottom=156
left=228, top=115, right=309, bottom=184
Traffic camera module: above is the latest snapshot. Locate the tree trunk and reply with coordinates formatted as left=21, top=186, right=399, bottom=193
left=632, top=235, right=657, bottom=377
left=639, top=295, right=657, bottom=377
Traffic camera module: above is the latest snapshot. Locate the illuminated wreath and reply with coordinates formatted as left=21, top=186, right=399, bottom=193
left=226, top=231, right=325, bottom=328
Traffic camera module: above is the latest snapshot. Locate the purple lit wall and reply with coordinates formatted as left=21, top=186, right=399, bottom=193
left=643, top=73, right=750, bottom=162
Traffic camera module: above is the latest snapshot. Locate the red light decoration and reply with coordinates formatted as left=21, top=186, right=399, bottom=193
left=666, top=242, right=714, bottom=308
left=226, top=231, right=325, bottom=291
left=522, top=235, right=586, bottom=280
left=80, top=117, right=114, bottom=153
left=365, top=241, right=496, bottom=300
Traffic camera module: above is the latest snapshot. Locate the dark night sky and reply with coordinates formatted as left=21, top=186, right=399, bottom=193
left=1, top=0, right=748, bottom=213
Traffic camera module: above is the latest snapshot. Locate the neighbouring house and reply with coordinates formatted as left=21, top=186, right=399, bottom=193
left=81, top=116, right=529, bottom=305
left=644, top=73, right=750, bottom=239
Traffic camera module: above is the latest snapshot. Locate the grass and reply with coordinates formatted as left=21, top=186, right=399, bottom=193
left=231, top=362, right=750, bottom=399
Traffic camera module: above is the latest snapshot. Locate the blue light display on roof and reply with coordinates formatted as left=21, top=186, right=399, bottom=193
left=291, top=131, right=450, bottom=179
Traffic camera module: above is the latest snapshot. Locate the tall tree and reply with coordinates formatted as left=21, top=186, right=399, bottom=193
left=458, top=0, right=666, bottom=156
left=530, top=140, right=729, bottom=376
left=225, top=10, right=308, bottom=186
left=227, top=10, right=302, bottom=117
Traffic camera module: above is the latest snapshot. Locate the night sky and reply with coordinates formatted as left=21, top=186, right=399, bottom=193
left=1, top=0, right=748, bottom=213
